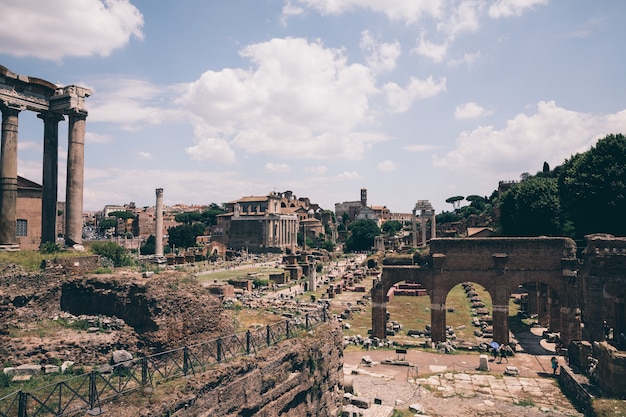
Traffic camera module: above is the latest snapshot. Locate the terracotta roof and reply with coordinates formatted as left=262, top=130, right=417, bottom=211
left=228, top=195, right=269, bottom=204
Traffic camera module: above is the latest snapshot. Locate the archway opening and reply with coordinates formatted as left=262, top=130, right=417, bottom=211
left=384, top=281, right=431, bottom=341
left=444, top=282, right=494, bottom=347
left=509, top=282, right=562, bottom=354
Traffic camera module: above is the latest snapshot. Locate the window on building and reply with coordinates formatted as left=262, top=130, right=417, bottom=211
left=16, top=219, right=28, bottom=237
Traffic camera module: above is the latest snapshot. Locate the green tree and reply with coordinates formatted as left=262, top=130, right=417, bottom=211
left=345, top=219, right=380, bottom=252
left=499, top=176, right=563, bottom=236
left=558, top=133, right=626, bottom=238
left=321, top=240, right=336, bottom=252
left=98, top=218, right=117, bottom=234
left=140, top=235, right=156, bottom=255
left=436, top=211, right=460, bottom=224
left=381, top=220, right=403, bottom=236
left=445, top=195, right=464, bottom=211
left=175, top=211, right=203, bottom=225
left=108, top=210, right=135, bottom=220
left=167, top=223, right=205, bottom=249
left=91, top=241, right=133, bottom=267
left=201, top=204, right=226, bottom=227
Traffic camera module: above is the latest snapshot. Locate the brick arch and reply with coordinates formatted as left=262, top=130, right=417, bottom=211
left=372, top=237, right=580, bottom=346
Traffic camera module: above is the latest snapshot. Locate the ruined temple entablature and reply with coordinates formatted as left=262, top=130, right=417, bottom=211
left=0, top=65, right=91, bottom=250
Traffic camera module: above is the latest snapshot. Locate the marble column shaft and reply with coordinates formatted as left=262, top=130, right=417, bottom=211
left=64, top=110, right=87, bottom=246
left=155, top=188, right=164, bottom=256
left=0, top=105, right=20, bottom=247
left=39, top=112, right=64, bottom=245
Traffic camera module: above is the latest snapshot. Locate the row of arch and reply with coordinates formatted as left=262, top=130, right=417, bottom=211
left=372, top=238, right=581, bottom=346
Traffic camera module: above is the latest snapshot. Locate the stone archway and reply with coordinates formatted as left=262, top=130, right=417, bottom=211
left=372, top=237, right=580, bottom=346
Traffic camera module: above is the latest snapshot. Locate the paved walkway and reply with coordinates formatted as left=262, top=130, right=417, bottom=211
left=343, top=349, right=582, bottom=417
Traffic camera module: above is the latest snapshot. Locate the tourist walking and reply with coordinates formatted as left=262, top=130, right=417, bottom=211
left=499, top=346, right=508, bottom=363
left=551, top=356, right=558, bottom=375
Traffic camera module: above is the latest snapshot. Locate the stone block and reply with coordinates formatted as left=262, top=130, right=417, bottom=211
left=44, top=365, right=60, bottom=374
left=14, top=364, right=42, bottom=376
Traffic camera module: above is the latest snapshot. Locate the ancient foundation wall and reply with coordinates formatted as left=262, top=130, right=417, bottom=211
left=60, top=274, right=232, bottom=351
left=593, top=342, right=626, bottom=397
left=161, top=322, right=344, bottom=417
left=42, top=255, right=100, bottom=276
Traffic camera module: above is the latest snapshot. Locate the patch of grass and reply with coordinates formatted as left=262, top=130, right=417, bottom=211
left=196, top=267, right=280, bottom=283
left=230, top=308, right=284, bottom=333
left=515, top=398, right=535, bottom=407
left=391, top=410, right=414, bottom=417
left=0, top=250, right=91, bottom=271
left=592, top=398, right=626, bottom=417
left=7, top=317, right=91, bottom=338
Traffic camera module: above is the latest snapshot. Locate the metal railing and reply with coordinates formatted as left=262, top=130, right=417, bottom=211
left=0, top=309, right=328, bottom=417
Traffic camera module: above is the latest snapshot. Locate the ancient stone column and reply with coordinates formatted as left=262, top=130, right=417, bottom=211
left=411, top=208, right=418, bottom=247
left=421, top=211, right=427, bottom=246
left=430, top=289, right=447, bottom=344
left=0, top=104, right=21, bottom=250
left=371, top=280, right=387, bottom=339
left=64, top=110, right=87, bottom=247
left=431, top=210, right=436, bottom=240
left=38, top=111, right=64, bottom=245
left=155, top=188, right=164, bottom=256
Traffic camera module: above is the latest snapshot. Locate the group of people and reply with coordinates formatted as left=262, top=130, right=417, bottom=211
left=491, top=344, right=513, bottom=363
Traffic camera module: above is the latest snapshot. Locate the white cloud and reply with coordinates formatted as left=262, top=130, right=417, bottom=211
left=402, top=144, right=440, bottom=152
left=185, top=136, right=236, bottom=164
left=447, top=51, right=481, bottom=67
left=488, top=0, right=548, bottom=19
left=306, top=165, right=329, bottom=175
left=0, top=0, right=143, bottom=60
left=437, top=0, right=482, bottom=40
left=359, top=30, right=401, bottom=74
left=136, top=152, right=152, bottom=160
left=286, top=0, right=443, bottom=24
left=435, top=101, right=626, bottom=179
left=454, top=102, right=493, bottom=120
left=265, top=162, right=291, bottom=173
left=81, top=167, right=266, bottom=210
left=383, top=76, right=447, bottom=112
left=18, top=141, right=42, bottom=152
left=338, top=171, right=361, bottom=180
left=413, top=35, right=449, bottom=63
left=86, top=132, right=113, bottom=144
left=88, top=78, right=184, bottom=130
left=179, top=37, right=390, bottom=161
left=377, top=160, right=398, bottom=172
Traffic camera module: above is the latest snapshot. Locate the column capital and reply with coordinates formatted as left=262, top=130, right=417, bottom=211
left=0, top=101, right=24, bottom=115
left=65, top=108, right=88, bottom=119
left=37, top=111, right=65, bottom=123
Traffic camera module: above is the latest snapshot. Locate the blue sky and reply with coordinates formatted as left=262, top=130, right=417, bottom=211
left=1, top=0, right=624, bottom=214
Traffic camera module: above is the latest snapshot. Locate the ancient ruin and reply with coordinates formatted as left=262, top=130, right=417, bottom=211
left=0, top=65, right=90, bottom=250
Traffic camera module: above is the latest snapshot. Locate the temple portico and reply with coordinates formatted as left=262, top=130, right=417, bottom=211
left=0, top=65, right=91, bottom=250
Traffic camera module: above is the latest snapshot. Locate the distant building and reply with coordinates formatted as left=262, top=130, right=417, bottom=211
left=215, top=192, right=298, bottom=253
left=15, top=177, right=64, bottom=250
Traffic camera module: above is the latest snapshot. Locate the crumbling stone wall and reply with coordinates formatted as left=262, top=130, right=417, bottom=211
left=42, top=255, right=101, bottom=276
left=60, top=273, right=232, bottom=351
left=143, top=322, right=344, bottom=417
left=593, top=342, right=626, bottom=397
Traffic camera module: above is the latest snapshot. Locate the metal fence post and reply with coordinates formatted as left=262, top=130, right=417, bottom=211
left=286, top=320, right=290, bottom=338
left=183, top=346, right=190, bottom=375
left=246, top=330, right=251, bottom=355
left=141, top=356, right=148, bottom=386
left=217, top=338, right=223, bottom=363
left=17, top=391, right=27, bottom=417
left=89, top=371, right=98, bottom=410
left=306, top=314, right=310, bottom=330
left=266, top=325, right=271, bottom=346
